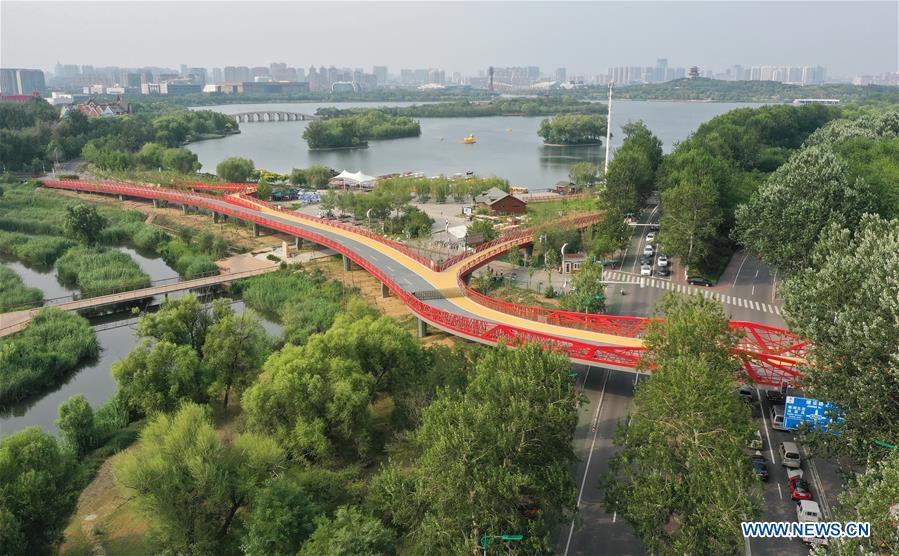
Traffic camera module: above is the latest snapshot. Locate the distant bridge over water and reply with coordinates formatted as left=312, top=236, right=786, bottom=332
left=232, top=111, right=318, bottom=123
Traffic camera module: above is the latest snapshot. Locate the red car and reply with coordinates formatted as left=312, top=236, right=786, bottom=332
left=788, top=475, right=813, bottom=501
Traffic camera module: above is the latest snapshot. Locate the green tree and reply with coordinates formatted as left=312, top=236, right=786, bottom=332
left=243, top=343, right=374, bottom=462
left=0, top=427, right=79, bottom=554
left=734, top=145, right=876, bottom=272
left=569, top=161, right=599, bottom=187
left=136, top=294, right=214, bottom=353
left=370, top=344, right=577, bottom=554
left=216, top=156, right=255, bottom=182
left=241, top=475, right=321, bottom=556
left=466, top=219, right=496, bottom=243
left=544, top=247, right=560, bottom=289
left=603, top=294, right=757, bottom=555
left=255, top=179, right=272, bottom=201
left=63, top=203, right=107, bottom=246
left=827, top=452, right=899, bottom=555
left=659, top=180, right=723, bottom=270
left=602, top=149, right=654, bottom=214
left=320, top=189, right=338, bottom=215
left=538, top=114, right=607, bottom=145
left=306, top=165, right=333, bottom=188
left=561, top=260, right=605, bottom=313
left=111, top=340, right=209, bottom=416
left=203, top=311, right=270, bottom=407
left=56, top=394, right=95, bottom=456
left=281, top=297, right=339, bottom=345
left=115, top=403, right=284, bottom=555
left=780, top=215, right=899, bottom=463
left=299, top=506, right=396, bottom=556
left=161, top=147, right=201, bottom=174
left=134, top=142, right=165, bottom=169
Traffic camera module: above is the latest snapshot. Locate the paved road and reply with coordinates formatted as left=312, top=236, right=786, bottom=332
left=561, top=365, right=645, bottom=555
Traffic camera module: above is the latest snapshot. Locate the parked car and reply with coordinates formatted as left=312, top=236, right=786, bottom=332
left=788, top=474, right=813, bottom=501
left=796, top=500, right=828, bottom=546
left=640, top=254, right=653, bottom=265
left=687, top=276, right=713, bottom=287
left=656, top=267, right=671, bottom=277
left=737, top=386, right=755, bottom=403
left=649, top=223, right=660, bottom=232
left=645, top=232, right=656, bottom=244
left=643, top=244, right=654, bottom=256
left=780, top=441, right=802, bottom=468
left=656, top=254, right=669, bottom=267
left=747, top=430, right=763, bottom=451
left=750, top=452, right=769, bottom=481
left=771, top=404, right=788, bottom=430
left=640, top=264, right=652, bottom=276
left=766, top=386, right=788, bottom=405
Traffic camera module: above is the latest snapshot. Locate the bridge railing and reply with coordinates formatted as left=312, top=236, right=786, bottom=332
left=173, top=181, right=256, bottom=193
left=38, top=179, right=809, bottom=385
left=227, top=193, right=437, bottom=270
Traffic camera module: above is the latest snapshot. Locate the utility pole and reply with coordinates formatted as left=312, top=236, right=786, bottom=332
left=604, top=82, right=614, bottom=174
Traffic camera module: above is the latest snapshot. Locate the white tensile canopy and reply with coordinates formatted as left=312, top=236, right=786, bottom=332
left=334, top=170, right=377, bottom=186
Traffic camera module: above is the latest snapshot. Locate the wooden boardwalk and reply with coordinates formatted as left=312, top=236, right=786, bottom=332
left=0, top=266, right=278, bottom=338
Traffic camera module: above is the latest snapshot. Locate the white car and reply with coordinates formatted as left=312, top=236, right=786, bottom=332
left=640, top=264, right=652, bottom=276
left=796, top=500, right=829, bottom=546
left=657, top=254, right=669, bottom=267
left=643, top=244, right=654, bottom=256
left=645, top=232, right=656, bottom=244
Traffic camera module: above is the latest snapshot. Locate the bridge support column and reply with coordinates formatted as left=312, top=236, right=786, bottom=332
left=182, top=204, right=189, bottom=215
left=152, top=199, right=160, bottom=209
left=381, top=283, right=390, bottom=298
left=342, top=254, right=351, bottom=271
left=294, top=236, right=303, bottom=249
left=417, top=318, right=428, bottom=338
left=253, top=223, right=261, bottom=237
left=118, top=194, right=125, bottom=201
left=213, top=212, right=221, bottom=224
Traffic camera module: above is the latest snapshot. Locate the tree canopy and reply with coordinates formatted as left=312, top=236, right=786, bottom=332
left=538, top=114, right=607, bottom=145
left=216, top=156, right=255, bottom=182
left=115, top=403, right=285, bottom=554
left=370, top=344, right=578, bottom=554
left=0, top=427, right=79, bottom=554
left=780, top=214, right=899, bottom=463
left=604, top=294, right=758, bottom=555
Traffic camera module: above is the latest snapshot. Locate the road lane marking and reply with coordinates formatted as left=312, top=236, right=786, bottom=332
left=777, top=484, right=783, bottom=500
left=733, top=252, right=750, bottom=287
left=773, top=306, right=781, bottom=315
left=564, top=368, right=611, bottom=556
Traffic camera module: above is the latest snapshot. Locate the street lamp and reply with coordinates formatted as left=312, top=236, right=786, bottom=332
left=479, top=533, right=524, bottom=556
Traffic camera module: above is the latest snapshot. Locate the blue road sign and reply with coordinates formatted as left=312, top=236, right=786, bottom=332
left=784, top=396, right=844, bottom=433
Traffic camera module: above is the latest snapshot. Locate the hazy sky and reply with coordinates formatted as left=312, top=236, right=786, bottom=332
left=2, top=1, right=896, bottom=77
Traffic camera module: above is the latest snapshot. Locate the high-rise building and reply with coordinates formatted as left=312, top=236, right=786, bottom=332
left=180, top=64, right=188, bottom=76
left=373, top=66, right=388, bottom=84
left=653, top=59, right=668, bottom=83
left=688, top=66, right=700, bottom=78
left=188, top=67, right=206, bottom=85
left=0, top=68, right=47, bottom=95
left=427, top=68, right=445, bottom=84
left=212, top=67, right=223, bottom=84
left=554, top=67, right=567, bottom=83
left=296, top=67, right=306, bottom=81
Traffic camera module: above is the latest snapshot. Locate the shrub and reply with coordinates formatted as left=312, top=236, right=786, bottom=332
left=0, top=308, right=98, bottom=405
left=55, top=246, right=151, bottom=296
left=0, top=265, right=43, bottom=311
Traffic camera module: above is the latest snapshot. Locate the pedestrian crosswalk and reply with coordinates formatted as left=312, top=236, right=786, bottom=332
left=603, top=270, right=782, bottom=316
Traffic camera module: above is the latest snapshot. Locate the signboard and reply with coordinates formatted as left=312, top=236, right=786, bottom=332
left=784, top=396, right=844, bottom=433
left=462, top=206, right=473, bottom=216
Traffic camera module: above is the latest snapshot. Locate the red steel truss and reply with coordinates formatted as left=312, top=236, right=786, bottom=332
left=39, top=179, right=810, bottom=385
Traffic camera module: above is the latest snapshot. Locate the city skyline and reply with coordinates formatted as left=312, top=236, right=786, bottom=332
left=2, top=1, right=896, bottom=79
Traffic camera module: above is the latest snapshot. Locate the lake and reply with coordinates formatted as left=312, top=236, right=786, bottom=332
left=188, top=100, right=765, bottom=189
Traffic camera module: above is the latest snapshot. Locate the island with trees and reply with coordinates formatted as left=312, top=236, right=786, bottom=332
left=317, top=97, right=608, bottom=119
left=302, top=109, right=421, bottom=150
left=537, top=113, right=607, bottom=146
